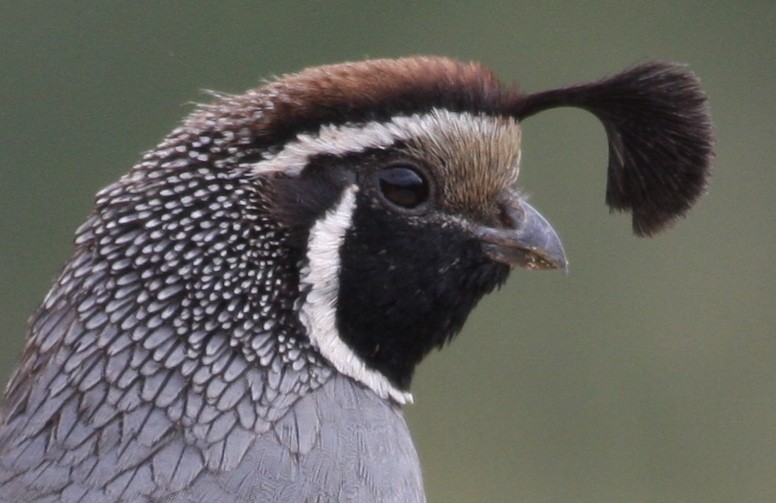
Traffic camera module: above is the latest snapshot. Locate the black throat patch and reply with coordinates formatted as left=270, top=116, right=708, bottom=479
left=336, top=192, right=510, bottom=389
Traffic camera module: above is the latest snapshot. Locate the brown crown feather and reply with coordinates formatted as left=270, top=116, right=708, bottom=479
left=188, top=56, right=515, bottom=149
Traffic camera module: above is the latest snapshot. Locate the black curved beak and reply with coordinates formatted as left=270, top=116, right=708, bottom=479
left=475, top=200, right=567, bottom=271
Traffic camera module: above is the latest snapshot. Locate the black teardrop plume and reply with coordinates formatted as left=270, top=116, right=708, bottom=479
left=511, top=61, right=714, bottom=236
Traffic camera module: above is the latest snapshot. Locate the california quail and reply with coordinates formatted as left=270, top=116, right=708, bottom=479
left=0, top=57, right=713, bottom=502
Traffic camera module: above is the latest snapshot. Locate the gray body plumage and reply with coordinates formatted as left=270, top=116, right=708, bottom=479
left=1, top=363, right=421, bottom=502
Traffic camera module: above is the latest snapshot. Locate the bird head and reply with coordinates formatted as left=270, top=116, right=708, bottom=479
left=70, top=57, right=712, bottom=405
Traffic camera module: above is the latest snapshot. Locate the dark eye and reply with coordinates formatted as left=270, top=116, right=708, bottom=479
left=377, top=164, right=429, bottom=209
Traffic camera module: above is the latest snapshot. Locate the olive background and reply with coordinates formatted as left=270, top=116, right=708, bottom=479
left=1, top=2, right=774, bottom=502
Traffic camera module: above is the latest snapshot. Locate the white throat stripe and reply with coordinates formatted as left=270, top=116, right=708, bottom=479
left=298, top=185, right=413, bottom=405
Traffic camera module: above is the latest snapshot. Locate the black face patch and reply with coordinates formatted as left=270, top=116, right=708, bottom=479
left=336, top=190, right=510, bottom=389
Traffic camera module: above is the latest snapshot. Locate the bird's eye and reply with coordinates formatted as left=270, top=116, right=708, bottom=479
left=377, top=164, right=429, bottom=209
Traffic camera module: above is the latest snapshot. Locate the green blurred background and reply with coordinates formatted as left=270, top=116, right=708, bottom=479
left=1, top=2, right=774, bottom=502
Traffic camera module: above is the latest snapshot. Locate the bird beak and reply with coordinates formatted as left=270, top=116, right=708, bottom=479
left=475, top=200, right=567, bottom=271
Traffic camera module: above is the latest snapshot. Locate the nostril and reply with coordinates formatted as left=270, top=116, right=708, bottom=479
left=495, top=199, right=525, bottom=230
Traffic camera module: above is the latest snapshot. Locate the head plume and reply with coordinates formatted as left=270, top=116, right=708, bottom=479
left=510, top=61, right=714, bottom=235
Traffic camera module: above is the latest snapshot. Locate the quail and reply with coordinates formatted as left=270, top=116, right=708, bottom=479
left=0, top=56, right=713, bottom=502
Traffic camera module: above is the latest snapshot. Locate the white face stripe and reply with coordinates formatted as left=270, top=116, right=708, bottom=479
left=298, top=185, right=413, bottom=405
left=251, top=109, right=519, bottom=178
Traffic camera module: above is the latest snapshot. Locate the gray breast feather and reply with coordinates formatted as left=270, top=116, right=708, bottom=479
left=166, top=376, right=426, bottom=503
left=0, top=249, right=425, bottom=502
left=0, top=363, right=424, bottom=503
